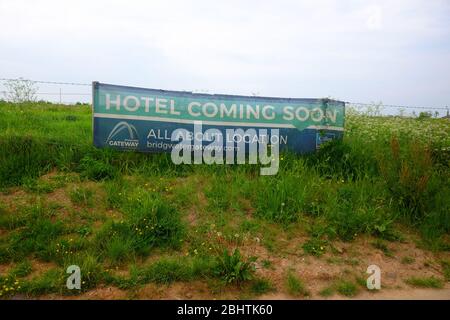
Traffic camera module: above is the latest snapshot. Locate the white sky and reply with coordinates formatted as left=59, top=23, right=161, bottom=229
left=0, top=0, right=449, bottom=108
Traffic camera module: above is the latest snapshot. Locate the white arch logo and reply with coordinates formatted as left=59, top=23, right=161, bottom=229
left=106, top=121, right=139, bottom=143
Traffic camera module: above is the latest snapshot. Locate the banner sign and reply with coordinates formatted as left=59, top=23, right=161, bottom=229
left=92, top=82, right=345, bottom=153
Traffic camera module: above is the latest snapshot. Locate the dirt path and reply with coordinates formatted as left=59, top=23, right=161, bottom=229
left=351, top=287, right=450, bottom=300
left=259, top=285, right=450, bottom=300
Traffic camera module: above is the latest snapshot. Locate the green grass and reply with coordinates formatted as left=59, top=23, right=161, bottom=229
left=401, top=256, right=416, bottom=265
left=2, top=203, right=65, bottom=262
left=0, top=101, right=449, bottom=297
left=441, top=260, right=450, bottom=281
left=9, top=260, right=33, bottom=278
left=0, top=274, right=23, bottom=297
left=95, top=194, right=185, bottom=261
left=250, top=278, right=275, bottom=295
left=405, top=276, right=444, bottom=289
left=302, top=238, right=328, bottom=257
left=320, top=277, right=370, bottom=297
left=319, top=287, right=334, bottom=297
left=106, top=255, right=217, bottom=288
left=78, top=153, right=117, bottom=181
left=213, top=249, right=256, bottom=284
left=69, top=186, right=94, bottom=207
left=135, top=258, right=200, bottom=284
left=19, top=268, right=65, bottom=295
left=1, top=101, right=449, bottom=245
left=104, top=237, right=134, bottom=265
left=261, top=259, right=273, bottom=269
left=23, top=178, right=59, bottom=194
left=285, top=272, right=309, bottom=297
left=335, top=280, right=359, bottom=297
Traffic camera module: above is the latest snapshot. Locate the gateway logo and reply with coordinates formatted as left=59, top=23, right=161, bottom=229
left=106, top=121, right=139, bottom=148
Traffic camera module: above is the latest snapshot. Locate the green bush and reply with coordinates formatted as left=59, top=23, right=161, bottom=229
left=214, top=249, right=256, bottom=284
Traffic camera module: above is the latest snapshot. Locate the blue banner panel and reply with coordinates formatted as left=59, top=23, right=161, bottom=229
left=92, top=82, right=345, bottom=154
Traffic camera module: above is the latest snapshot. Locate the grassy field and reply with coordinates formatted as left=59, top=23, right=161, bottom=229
left=0, top=101, right=449, bottom=299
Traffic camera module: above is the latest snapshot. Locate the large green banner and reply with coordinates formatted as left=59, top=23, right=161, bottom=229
left=93, top=82, right=345, bottom=153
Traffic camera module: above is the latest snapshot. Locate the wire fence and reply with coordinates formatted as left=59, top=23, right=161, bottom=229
left=0, top=77, right=91, bottom=105
left=1, top=77, right=449, bottom=118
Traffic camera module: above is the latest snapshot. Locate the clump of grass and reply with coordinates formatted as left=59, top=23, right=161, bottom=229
left=379, top=137, right=447, bottom=230
left=205, top=175, right=245, bottom=213
left=401, top=256, right=415, bottom=265
left=345, top=258, right=360, bottom=266
left=253, top=173, right=309, bottom=224
left=355, top=276, right=369, bottom=289
left=261, top=259, right=273, bottom=269
left=0, top=136, right=56, bottom=188
left=103, top=177, right=128, bottom=209
left=62, top=253, right=103, bottom=291
left=69, top=187, right=94, bottom=207
left=311, top=138, right=370, bottom=180
left=0, top=275, right=23, bottom=298
left=19, top=268, right=65, bottom=296
left=240, top=219, right=260, bottom=233
left=214, top=249, right=256, bottom=284
left=4, top=204, right=65, bottom=262
left=107, top=256, right=216, bottom=288
left=75, top=225, right=92, bottom=238
left=10, top=260, right=33, bottom=278
left=285, top=272, right=309, bottom=297
left=302, top=238, right=327, bottom=257
left=319, top=286, right=334, bottom=297
left=441, top=260, right=450, bottom=281
left=105, top=238, right=134, bottom=265
left=324, top=180, right=398, bottom=241
left=139, top=258, right=195, bottom=284
left=23, top=178, right=57, bottom=194
left=250, top=278, right=275, bottom=295
left=405, top=276, right=444, bottom=289
left=335, top=280, right=359, bottom=297
left=78, top=153, right=117, bottom=181
left=0, top=206, right=15, bottom=231
left=95, top=195, right=185, bottom=263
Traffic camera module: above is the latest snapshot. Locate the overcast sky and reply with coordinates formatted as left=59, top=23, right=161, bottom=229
left=0, top=0, right=449, bottom=108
